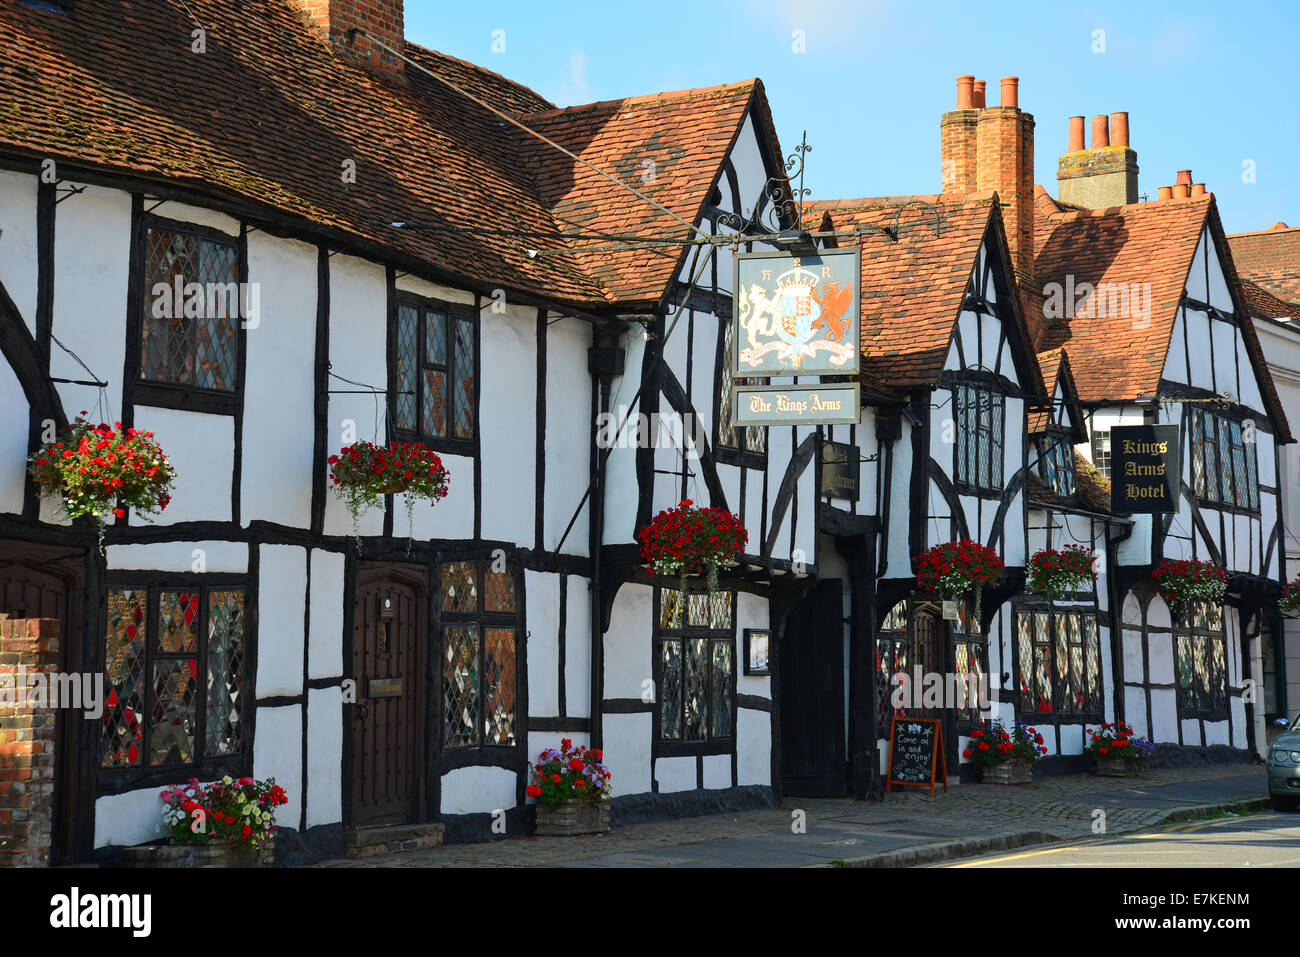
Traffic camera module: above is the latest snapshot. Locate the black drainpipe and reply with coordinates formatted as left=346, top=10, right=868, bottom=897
left=1106, top=515, right=1135, bottom=723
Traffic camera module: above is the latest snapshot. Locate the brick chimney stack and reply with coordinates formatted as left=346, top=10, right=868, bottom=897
left=294, top=0, right=405, bottom=76
left=942, top=75, right=1036, bottom=280
left=1057, top=110, right=1139, bottom=208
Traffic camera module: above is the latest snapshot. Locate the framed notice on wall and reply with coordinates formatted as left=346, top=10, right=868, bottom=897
left=1109, top=424, right=1179, bottom=513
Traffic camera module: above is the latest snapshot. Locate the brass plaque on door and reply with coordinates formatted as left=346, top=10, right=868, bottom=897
left=368, top=677, right=403, bottom=698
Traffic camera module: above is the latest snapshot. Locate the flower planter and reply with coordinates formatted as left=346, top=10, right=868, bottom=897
left=121, top=837, right=275, bottom=868
left=534, top=802, right=611, bottom=836
left=982, top=762, right=1031, bottom=785
left=1094, top=754, right=1133, bottom=777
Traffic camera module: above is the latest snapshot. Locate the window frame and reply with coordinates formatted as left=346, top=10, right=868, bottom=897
left=96, top=574, right=251, bottom=795
left=1189, top=407, right=1259, bottom=513
left=1173, top=600, right=1229, bottom=720
left=875, top=599, right=987, bottom=731
left=1092, top=428, right=1112, bottom=479
left=953, top=380, right=1005, bottom=493
left=390, top=291, right=479, bottom=456
left=714, top=307, right=768, bottom=469
left=1039, top=429, right=1077, bottom=497
left=437, top=559, right=522, bottom=753
left=652, top=586, right=738, bottom=757
left=1013, top=604, right=1104, bottom=722
left=130, top=214, right=247, bottom=416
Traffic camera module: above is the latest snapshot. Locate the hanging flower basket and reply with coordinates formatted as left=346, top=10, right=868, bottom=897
left=1281, top=574, right=1300, bottom=617
left=527, top=739, right=613, bottom=835
left=914, top=539, right=1003, bottom=624
left=27, top=417, right=175, bottom=552
left=1027, top=545, right=1097, bottom=600
left=328, top=440, right=450, bottom=548
left=1151, top=558, right=1227, bottom=613
left=638, top=499, right=747, bottom=594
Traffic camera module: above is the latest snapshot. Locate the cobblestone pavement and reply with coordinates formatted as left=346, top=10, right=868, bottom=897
left=317, top=765, right=1267, bottom=868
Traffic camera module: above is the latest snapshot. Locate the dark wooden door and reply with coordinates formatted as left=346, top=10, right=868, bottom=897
left=912, top=609, right=944, bottom=719
left=351, top=565, right=427, bottom=829
left=780, top=579, right=846, bottom=796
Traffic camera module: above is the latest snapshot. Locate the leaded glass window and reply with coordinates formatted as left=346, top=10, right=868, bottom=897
left=656, top=587, right=735, bottom=743
left=955, top=382, right=1004, bottom=491
left=716, top=314, right=766, bottom=460
left=876, top=601, right=910, bottom=728
left=394, top=296, right=476, bottom=446
left=100, top=584, right=245, bottom=771
left=1041, top=434, right=1076, bottom=497
left=1175, top=600, right=1227, bottom=717
left=140, top=225, right=240, bottom=391
left=1015, top=608, right=1102, bottom=718
left=1092, top=429, right=1111, bottom=479
left=439, top=561, right=518, bottom=749
left=1190, top=408, right=1258, bottom=510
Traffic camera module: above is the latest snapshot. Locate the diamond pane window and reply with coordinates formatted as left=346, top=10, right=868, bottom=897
left=655, top=586, right=737, bottom=745
left=439, top=561, right=519, bottom=750
left=140, top=226, right=239, bottom=391
left=101, top=586, right=245, bottom=774
left=956, top=382, right=1004, bottom=490
left=394, top=296, right=476, bottom=445
left=716, top=315, right=767, bottom=459
left=1175, top=599, right=1227, bottom=717
left=1016, top=609, right=1103, bottom=719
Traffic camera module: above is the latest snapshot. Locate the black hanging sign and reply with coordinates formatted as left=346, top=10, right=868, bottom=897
left=885, top=716, right=947, bottom=795
left=1109, top=424, right=1179, bottom=514
left=820, top=440, right=861, bottom=501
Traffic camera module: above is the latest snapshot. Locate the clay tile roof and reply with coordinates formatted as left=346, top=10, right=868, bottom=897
left=0, top=0, right=766, bottom=311
left=516, top=80, right=771, bottom=305
left=1026, top=450, right=1112, bottom=516
left=802, top=193, right=1005, bottom=387
left=1240, top=279, right=1300, bottom=324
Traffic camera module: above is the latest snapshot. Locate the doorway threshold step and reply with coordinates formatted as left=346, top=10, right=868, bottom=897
left=345, top=823, right=445, bottom=858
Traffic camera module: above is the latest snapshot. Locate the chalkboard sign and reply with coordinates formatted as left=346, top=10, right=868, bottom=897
left=886, top=716, right=947, bottom=794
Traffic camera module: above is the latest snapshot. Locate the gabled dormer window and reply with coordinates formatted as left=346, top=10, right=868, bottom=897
left=392, top=295, right=477, bottom=453
left=1040, top=433, right=1076, bottom=497
left=1190, top=408, right=1258, bottom=511
left=955, top=382, right=1003, bottom=491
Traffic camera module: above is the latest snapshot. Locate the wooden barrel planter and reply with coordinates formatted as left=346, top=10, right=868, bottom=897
left=534, top=803, right=611, bottom=836
left=121, top=838, right=275, bottom=868
left=1094, top=754, right=1132, bottom=777
left=982, top=762, right=1031, bottom=785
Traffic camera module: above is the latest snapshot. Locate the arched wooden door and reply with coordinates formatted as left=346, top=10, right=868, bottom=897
left=350, top=564, right=427, bottom=829
left=911, top=608, right=944, bottom=719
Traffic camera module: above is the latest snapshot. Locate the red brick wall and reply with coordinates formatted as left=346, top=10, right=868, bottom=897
left=976, top=107, right=1035, bottom=281
left=0, top=618, right=58, bottom=868
left=1228, top=230, right=1300, bottom=305
left=292, top=0, right=405, bottom=75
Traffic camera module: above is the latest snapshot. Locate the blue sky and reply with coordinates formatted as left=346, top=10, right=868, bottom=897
left=407, top=0, right=1298, bottom=235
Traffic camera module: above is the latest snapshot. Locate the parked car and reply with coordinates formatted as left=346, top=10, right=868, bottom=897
left=1267, top=714, right=1300, bottom=811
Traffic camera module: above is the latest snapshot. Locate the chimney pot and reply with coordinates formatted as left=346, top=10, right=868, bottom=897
left=1158, top=186, right=1173, bottom=200
left=1175, top=169, right=1193, bottom=185
left=1000, top=76, right=1019, bottom=109
left=1067, top=116, right=1085, bottom=152
left=1091, top=114, right=1109, bottom=149
left=1172, top=183, right=1190, bottom=199
left=973, top=80, right=986, bottom=109
left=1191, top=183, right=1206, bottom=196
left=1110, top=111, right=1129, bottom=148
left=956, top=75, right=975, bottom=109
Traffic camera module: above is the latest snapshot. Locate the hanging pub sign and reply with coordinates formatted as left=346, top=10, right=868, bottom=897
left=820, top=440, right=860, bottom=501
left=733, top=247, right=860, bottom=376
left=733, top=384, right=860, bottom=427
left=1110, top=424, right=1179, bottom=513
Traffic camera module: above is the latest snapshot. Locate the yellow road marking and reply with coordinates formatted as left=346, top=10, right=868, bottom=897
left=948, top=845, right=1082, bottom=867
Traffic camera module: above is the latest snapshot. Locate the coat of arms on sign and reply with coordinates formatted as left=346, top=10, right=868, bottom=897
left=736, top=251, right=858, bottom=373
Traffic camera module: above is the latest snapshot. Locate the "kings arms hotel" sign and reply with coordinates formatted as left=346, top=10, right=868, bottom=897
left=1109, top=424, right=1179, bottom=513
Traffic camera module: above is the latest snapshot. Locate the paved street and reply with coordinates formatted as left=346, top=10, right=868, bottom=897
left=943, top=810, right=1300, bottom=868
left=317, top=764, right=1268, bottom=867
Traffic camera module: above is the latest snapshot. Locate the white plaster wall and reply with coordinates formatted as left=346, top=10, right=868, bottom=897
left=544, top=315, right=590, bottom=555
left=1124, top=687, right=1149, bottom=739
left=793, top=426, right=817, bottom=565
left=1231, top=697, right=1248, bottom=748
left=393, top=273, right=475, bottom=306
left=253, top=704, right=302, bottom=829
left=1203, top=719, right=1229, bottom=747
left=323, top=254, right=387, bottom=538
left=1034, top=724, right=1058, bottom=756
left=703, top=753, right=730, bottom=790
left=0, top=170, right=39, bottom=332
left=1204, top=232, right=1234, bottom=313
left=130, top=407, right=233, bottom=524
left=308, top=548, right=345, bottom=680
left=402, top=451, right=473, bottom=540
left=0, top=357, right=30, bottom=514
left=602, top=328, right=644, bottom=545
left=256, top=544, right=306, bottom=698
left=565, top=574, right=592, bottom=719
left=50, top=184, right=130, bottom=421
left=526, top=569, right=559, bottom=716
left=728, top=114, right=768, bottom=233
left=440, top=765, right=517, bottom=816
left=655, top=755, right=696, bottom=793
left=146, top=201, right=240, bottom=237
left=737, top=707, right=771, bottom=786
left=1148, top=632, right=1174, bottom=685
left=690, top=310, right=720, bottom=445
left=479, top=304, right=536, bottom=543
left=241, top=232, right=317, bottom=528
left=107, top=540, right=247, bottom=573
left=1180, top=718, right=1201, bottom=745
left=306, top=685, right=343, bottom=827
left=1058, top=723, right=1084, bottom=756
left=603, top=583, right=652, bottom=699
left=1150, top=688, right=1178, bottom=742
left=736, top=591, right=771, bottom=700
left=602, top=712, right=652, bottom=795
left=94, top=787, right=168, bottom=849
